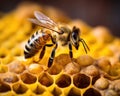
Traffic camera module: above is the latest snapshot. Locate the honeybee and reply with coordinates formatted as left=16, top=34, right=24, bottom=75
left=24, top=11, right=90, bottom=67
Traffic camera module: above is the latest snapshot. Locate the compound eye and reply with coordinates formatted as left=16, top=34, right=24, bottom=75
left=72, top=32, right=78, bottom=41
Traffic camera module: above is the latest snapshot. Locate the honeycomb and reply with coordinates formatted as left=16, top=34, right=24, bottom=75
left=0, top=2, right=120, bottom=96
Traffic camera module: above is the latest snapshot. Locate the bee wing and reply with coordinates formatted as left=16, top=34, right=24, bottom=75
left=29, top=18, right=53, bottom=29
left=29, top=11, right=63, bottom=34
left=29, top=18, right=61, bottom=33
left=34, top=11, right=57, bottom=27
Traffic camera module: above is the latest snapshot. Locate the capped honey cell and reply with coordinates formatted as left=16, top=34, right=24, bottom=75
left=53, top=54, right=71, bottom=67
left=81, top=65, right=100, bottom=77
left=96, top=57, right=111, bottom=73
left=64, top=62, right=80, bottom=75
left=109, top=62, right=120, bottom=76
left=28, top=63, right=44, bottom=74
left=76, top=55, right=95, bottom=67
left=94, top=76, right=109, bottom=90
left=0, top=72, right=19, bottom=83
left=104, top=89, right=119, bottom=96
left=48, top=63, right=63, bottom=75
left=8, top=60, right=25, bottom=74
left=110, top=80, right=120, bottom=95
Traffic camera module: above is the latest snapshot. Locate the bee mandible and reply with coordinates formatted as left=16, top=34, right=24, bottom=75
left=24, top=11, right=90, bottom=67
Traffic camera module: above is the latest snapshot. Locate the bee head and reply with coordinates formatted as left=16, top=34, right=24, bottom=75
left=71, top=26, right=80, bottom=50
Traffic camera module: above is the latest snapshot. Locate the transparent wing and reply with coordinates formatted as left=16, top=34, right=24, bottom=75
left=34, top=11, right=57, bottom=27
left=29, top=18, right=54, bottom=29
left=29, top=18, right=60, bottom=33
left=29, top=11, right=63, bottom=34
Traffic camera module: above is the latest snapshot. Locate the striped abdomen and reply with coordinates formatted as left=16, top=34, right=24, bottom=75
left=24, top=30, right=50, bottom=58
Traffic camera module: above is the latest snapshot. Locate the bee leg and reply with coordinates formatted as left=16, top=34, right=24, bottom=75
left=68, top=42, right=73, bottom=59
left=39, top=44, right=54, bottom=60
left=48, top=43, right=58, bottom=67
left=50, top=35, right=56, bottom=44
left=68, top=43, right=77, bottom=66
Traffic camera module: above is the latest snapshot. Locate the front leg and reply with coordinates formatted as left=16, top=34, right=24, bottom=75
left=48, top=43, right=58, bottom=67
left=68, top=42, right=73, bottom=59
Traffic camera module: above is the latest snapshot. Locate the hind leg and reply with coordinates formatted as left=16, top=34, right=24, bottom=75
left=48, top=43, right=58, bottom=67
left=34, top=44, right=54, bottom=62
left=39, top=44, right=54, bottom=60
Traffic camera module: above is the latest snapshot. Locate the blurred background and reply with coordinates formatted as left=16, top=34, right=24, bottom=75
left=0, top=0, right=120, bottom=37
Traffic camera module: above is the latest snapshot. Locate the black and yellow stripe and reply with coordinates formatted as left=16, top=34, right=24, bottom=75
left=24, top=30, right=50, bottom=58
